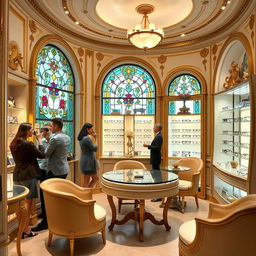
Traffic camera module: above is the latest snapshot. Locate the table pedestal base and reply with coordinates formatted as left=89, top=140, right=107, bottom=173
left=160, top=197, right=186, bottom=213
left=107, top=195, right=171, bottom=241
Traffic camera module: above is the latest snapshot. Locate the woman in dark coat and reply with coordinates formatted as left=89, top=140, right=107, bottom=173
left=10, top=123, right=45, bottom=238
left=78, top=123, right=99, bottom=187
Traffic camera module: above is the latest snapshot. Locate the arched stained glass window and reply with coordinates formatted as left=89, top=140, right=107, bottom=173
left=35, top=44, right=74, bottom=152
left=168, top=74, right=201, bottom=96
left=102, top=64, right=156, bottom=115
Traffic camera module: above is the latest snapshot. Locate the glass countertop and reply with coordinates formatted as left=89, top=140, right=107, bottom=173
left=7, top=185, right=27, bottom=200
left=161, top=166, right=190, bottom=172
left=102, top=169, right=178, bottom=185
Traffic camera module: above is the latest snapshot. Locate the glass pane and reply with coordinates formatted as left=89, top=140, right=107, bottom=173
left=36, top=85, right=74, bottom=121
left=35, top=119, right=73, bottom=153
left=36, top=45, right=74, bottom=92
left=102, top=116, right=124, bottom=156
left=168, top=114, right=201, bottom=158
left=213, top=81, right=250, bottom=178
left=102, top=64, right=156, bottom=115
left=134, top=116, right=154, bottom=156
left=168, top=74, right=201, bottom=96
left=214, top=175, right=247, bottom=202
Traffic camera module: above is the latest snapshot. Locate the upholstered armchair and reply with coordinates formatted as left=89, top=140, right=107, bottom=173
left=113, top=160, right=147, bottom=213
left=175, top=157, right=203, bottom=212
left=179, top=194, right=256, bottom=256
left=40, top=178, right=106, bottom=256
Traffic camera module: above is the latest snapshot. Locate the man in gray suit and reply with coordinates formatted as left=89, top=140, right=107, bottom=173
left=32, top=118, right=70, bottom=232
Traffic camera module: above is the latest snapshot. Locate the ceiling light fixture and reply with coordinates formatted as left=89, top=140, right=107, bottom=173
left=75, top=21, right=79, bottom=25
left=127, top=4, right=164, bottom=50
left=181, top=33, right=186, bottom=37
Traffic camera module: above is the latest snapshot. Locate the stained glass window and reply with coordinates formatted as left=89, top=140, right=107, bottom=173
left=102, top=64, right=156, bottom=115
left=35, top=45, right=74, bottom=152
left=168, top=74, right=201, bottom=96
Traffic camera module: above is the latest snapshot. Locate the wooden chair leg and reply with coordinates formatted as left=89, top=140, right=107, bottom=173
left=118, top=198, right=123, bottom=213
left=69, top=239, right=75, bottom=256
left=195, top=195, right=199, bottom=208
left=181, top=196, right=185, bottom=212
left=48, top=231, right=53, bottom=247
left=102, top=227, right=106, bottom=244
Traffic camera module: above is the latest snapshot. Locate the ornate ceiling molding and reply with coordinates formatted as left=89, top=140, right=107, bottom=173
left=20, top=0, right=255, bottom=53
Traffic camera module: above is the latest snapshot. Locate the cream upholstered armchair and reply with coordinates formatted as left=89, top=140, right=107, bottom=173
left=40, top=178, right=106, bottom=256
left=175, top=157, right=203, bottom=212
left=179, top=194, right=256, bottom=256
left=113, top=160, right=147, bottom=213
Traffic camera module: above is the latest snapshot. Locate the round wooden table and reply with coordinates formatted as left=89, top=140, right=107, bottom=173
left=101, top=169, right=179, bottom=241
left=161, top=166, right=190, bottom=212
left=7, top=185, right=29, bottom=256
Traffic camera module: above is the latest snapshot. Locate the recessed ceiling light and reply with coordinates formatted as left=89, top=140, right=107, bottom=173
left=63, top=6, right=66, bottom=9
left=221, top=6, right=226, bottom=10
left=227, top=0, right=231, bottom=4
left=65, top=10, right=69, bottom=14
left=75, top=21, right=79, bottom=25
left=181, top=33, right=186, bottom=37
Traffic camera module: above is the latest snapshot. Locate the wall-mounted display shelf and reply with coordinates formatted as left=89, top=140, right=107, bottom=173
left=213, top=76, right=256, bottom=202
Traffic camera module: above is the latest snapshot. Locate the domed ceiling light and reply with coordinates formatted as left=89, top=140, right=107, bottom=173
left=127, top=4, right=164, bottom=50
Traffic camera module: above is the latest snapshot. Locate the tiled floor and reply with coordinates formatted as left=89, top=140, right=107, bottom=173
left=8, top=193, right=209, bottom=256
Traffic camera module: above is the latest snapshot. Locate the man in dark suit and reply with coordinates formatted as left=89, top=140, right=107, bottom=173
left=143, top=123, right=163, bottom=171
left=143, top=123, right=163, bottom=202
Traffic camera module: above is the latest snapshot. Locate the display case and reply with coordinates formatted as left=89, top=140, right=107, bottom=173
left=168, top=100, right=202, bottom=162
left=101, top=115, right=154, bottom=157
left=213, top=77, right=256, bottom=203
left=7, top=83, right=28, bottom=168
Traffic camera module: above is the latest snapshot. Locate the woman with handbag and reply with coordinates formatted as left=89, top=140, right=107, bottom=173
left=10, top=123, right=45, bottom=238
left=78, top=123, right=99, bottom=187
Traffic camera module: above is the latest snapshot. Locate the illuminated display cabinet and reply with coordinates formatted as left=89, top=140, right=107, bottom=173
left=213, top=76, right=256, bottom=203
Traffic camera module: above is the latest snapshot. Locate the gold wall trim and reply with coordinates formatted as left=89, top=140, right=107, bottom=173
left=162, top=66, right=208, bottom=95
left=28, top=34, right=84, bottom=126
left=212, top=32, right=254, bottom=94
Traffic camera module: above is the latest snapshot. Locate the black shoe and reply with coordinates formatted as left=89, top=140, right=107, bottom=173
left=22, top=231, right=38, bottom=239
left=31, top=222, right=48, bottom=232
left=37, top=213, right=43, bottom=219
left=151, top=198, right=162, bottom=202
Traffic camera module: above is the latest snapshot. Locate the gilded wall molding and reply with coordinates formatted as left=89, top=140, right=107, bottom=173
left=212, top=32, right=254, bottom=94
left=77, top=47, right=84, bottom=69
left=211, top=44, right=218, bottom=68
left=158, top=55, right=167, bottom=77
left=249, top=14, right=255, bottom=47
left=200, top=48, right=209, bottom=72
left=29, top=20, right=37, bottom=49
left=8, top=41, right=23, bottom=71
left=10, top=6, right=27, bottom=74
left=96, top=52, right=104, bottom=73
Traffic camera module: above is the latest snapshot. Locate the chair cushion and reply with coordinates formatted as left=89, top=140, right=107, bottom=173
left=179, top=220, right=196, bottom=245
left=94, top=204, right=107, bottom=222
left=179, top=180, right=192, bottom=190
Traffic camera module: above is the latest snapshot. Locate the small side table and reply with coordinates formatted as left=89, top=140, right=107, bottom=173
left=161, top=166, right=190, bottom=213
left=7, top=185, right=29, bottom=256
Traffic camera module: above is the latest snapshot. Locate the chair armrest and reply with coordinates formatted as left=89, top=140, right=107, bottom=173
left=208, top=201, right=239, bottom=219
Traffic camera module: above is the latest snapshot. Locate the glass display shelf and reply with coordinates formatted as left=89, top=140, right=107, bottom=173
left=102, top=115, right=155, bottom=157
left=214, top=175, right=247, bottom=203
left=168, top=114, right=201, bottom=158
left=134, top=116, right=154, bottom=157
left=102, top=115, right=124, bottom=157
left=213, top=81, right=250, bottom=179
